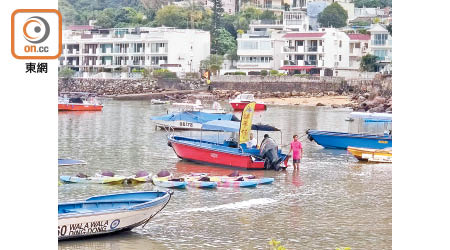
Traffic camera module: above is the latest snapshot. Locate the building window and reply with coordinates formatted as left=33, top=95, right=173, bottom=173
left=355, top=42, right=360, bottom=48
left=260, top=41, right=271, bottom=50
left=339, top=40, right=342, bottom=47
left=339, top=55, right=342, bottom=61
left=239, top=41, right=258, bottom=50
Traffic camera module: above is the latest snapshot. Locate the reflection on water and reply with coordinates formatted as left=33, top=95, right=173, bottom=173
left=59, top=100, right=391, bottom=249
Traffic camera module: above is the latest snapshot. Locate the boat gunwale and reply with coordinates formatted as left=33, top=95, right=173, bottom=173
left=58, top=192, right=170, bottom=219
left=169, top=135, right=256, bottom=158
left=307, top=130, right=392, bottom=140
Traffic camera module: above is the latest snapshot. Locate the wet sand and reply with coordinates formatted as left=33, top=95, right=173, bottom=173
left=259, top=95, right=355, bottom=106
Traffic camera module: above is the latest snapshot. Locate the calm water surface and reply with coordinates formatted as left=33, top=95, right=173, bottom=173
left=58, top=100, right=392, bottom=250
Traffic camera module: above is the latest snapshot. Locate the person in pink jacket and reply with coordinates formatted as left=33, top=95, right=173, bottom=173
left=288, top=135, right=303, bottom=169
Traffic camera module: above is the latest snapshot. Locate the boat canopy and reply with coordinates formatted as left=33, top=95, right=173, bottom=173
left=202, top=120, right=280, bottom=132
left=349, top=112, right=392, bottom=122
left=151, top=111, right=238, bottom=123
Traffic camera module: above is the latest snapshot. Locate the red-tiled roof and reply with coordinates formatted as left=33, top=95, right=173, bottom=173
left=68, top=25, right=94, bottom=31
left=280, top=66, right=317, bottom=70
left=283, top=33, right=325, bottom=38
left=347, top=34, right=371, bottom=40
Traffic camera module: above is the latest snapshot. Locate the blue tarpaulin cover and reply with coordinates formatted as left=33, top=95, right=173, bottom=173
left=151, top=111, right=238, bottom=124
left=202, top=120, right=280, bottom=132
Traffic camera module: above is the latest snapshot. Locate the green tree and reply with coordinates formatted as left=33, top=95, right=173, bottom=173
left=386, top=24, right=392, bottom=35
left=354, top=0, right=392, bottom=8
left=318, top=3, right=348, bottom=28
left=154, top=5, right=189, bottom=28
left=360, top=54, right=378, bottom=72
left=212, top=28, right=236, bottom=55
left=201, top=54, right=224, bottom=75
left=59, top=67, right=75, bottom=79
left=212, top=0, right=224, bottom=30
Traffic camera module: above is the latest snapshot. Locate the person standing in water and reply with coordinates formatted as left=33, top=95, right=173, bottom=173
left=288, top=135, right=303, bottom=169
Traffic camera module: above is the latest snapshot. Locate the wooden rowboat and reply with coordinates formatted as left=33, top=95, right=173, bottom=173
left=58, top=191, right=172, bottom=240
left=347, top=146, right=392, bottom=163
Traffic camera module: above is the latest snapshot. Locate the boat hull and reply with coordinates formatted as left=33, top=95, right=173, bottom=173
left=347, top=146, right=392, bottom=163
left=58, top=103, right=103, bottom=111
left=169, top=138, right=265, bottom=170
left=229, top=102, right=266, bottom=111
left=58, top=191, right=171, bottom=240
left=307, top=130, right=392, bottom=149
left=155, top=120, right=204, bottom=131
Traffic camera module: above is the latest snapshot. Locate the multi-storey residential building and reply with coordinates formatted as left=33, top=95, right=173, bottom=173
left=280, top=28, right=350, bottom=76
left=347, top=33, right=370, bottom=69
left=249, top=10, right=309, bottom=33
left=367, top=23, right=392, bottom=72
left=235, top=10, right=309, bottom=74
left=236, top=31, right=285, bottom=74
left=59, top=27, right=210, bottom=77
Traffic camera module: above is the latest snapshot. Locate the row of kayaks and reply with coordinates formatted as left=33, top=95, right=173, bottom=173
left=60, top=171, right=151, bottom=185
left=60, top=171, right=274, bottom=189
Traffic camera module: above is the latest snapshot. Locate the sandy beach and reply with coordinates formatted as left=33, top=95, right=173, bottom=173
left=259, top=95, right=355, bottom=107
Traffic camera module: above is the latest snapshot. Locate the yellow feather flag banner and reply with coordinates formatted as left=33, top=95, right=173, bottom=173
left=239, top=102, right=256, bottom=144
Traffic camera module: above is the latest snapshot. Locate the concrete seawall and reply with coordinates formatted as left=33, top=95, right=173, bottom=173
left=211, top=75, right=392, bottom=96
left=58, top=76, right=391, bottom=101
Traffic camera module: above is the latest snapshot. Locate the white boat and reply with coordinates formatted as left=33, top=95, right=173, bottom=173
left=348, top=112, right=392, bottom=122
left=229, top=93, right=267, bottom=111
left=169, top=100, right=226, bottom=114
left=58, top=191, right=172, bottom=240
left=151, top=99, right=170, bottom=105
left=151, top=111, right=238, bottom=131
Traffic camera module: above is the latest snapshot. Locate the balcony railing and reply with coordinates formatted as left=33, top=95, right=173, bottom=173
left=307, top=46, right=317, bottom=52
left=371, top=40, right=392, bottom=46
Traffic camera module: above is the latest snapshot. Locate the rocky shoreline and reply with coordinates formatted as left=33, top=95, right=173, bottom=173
left=210, top=89, right=392, bottom=113
left=59, top=78, right=392, bottom=113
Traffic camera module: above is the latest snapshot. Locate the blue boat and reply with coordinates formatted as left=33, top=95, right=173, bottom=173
left=58, top=191, right=172, bottom=240
left=306, top=129, right=392, bottom=149
left=151, top=111, right=239, bottom=130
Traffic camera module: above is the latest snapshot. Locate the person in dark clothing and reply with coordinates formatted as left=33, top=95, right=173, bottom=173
left=259, top=134, right=280, bottom=170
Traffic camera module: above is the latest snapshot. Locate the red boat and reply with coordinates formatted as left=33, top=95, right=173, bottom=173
left=167, top=120, right=289, bottom=170
left=229, top=93, right=267, bottom=111
left=58, top=93, right=103, bottom=111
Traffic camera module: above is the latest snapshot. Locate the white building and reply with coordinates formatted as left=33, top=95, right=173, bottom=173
left=281, top=28, right=350, bottom=76
left=347, top=33, right=370, bottom=69
left=236, top=31, right=286, bottom=74
left=367, top=23, right=392, bottom=73
left=59, top=26, right=210, bottom=77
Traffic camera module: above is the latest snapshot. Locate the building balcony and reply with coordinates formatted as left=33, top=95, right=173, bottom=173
left=371, top=40, right=392, bottom=47
left=283, top=60, right=318, bottom=67
left=283, top=46, right=323, bottom=53
left=236, top=61, right=272, bottom=69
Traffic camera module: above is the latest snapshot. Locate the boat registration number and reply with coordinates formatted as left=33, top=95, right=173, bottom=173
left=179, top=121, right=193, bottom=127
left=378, top=140, right=388, bottom=144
